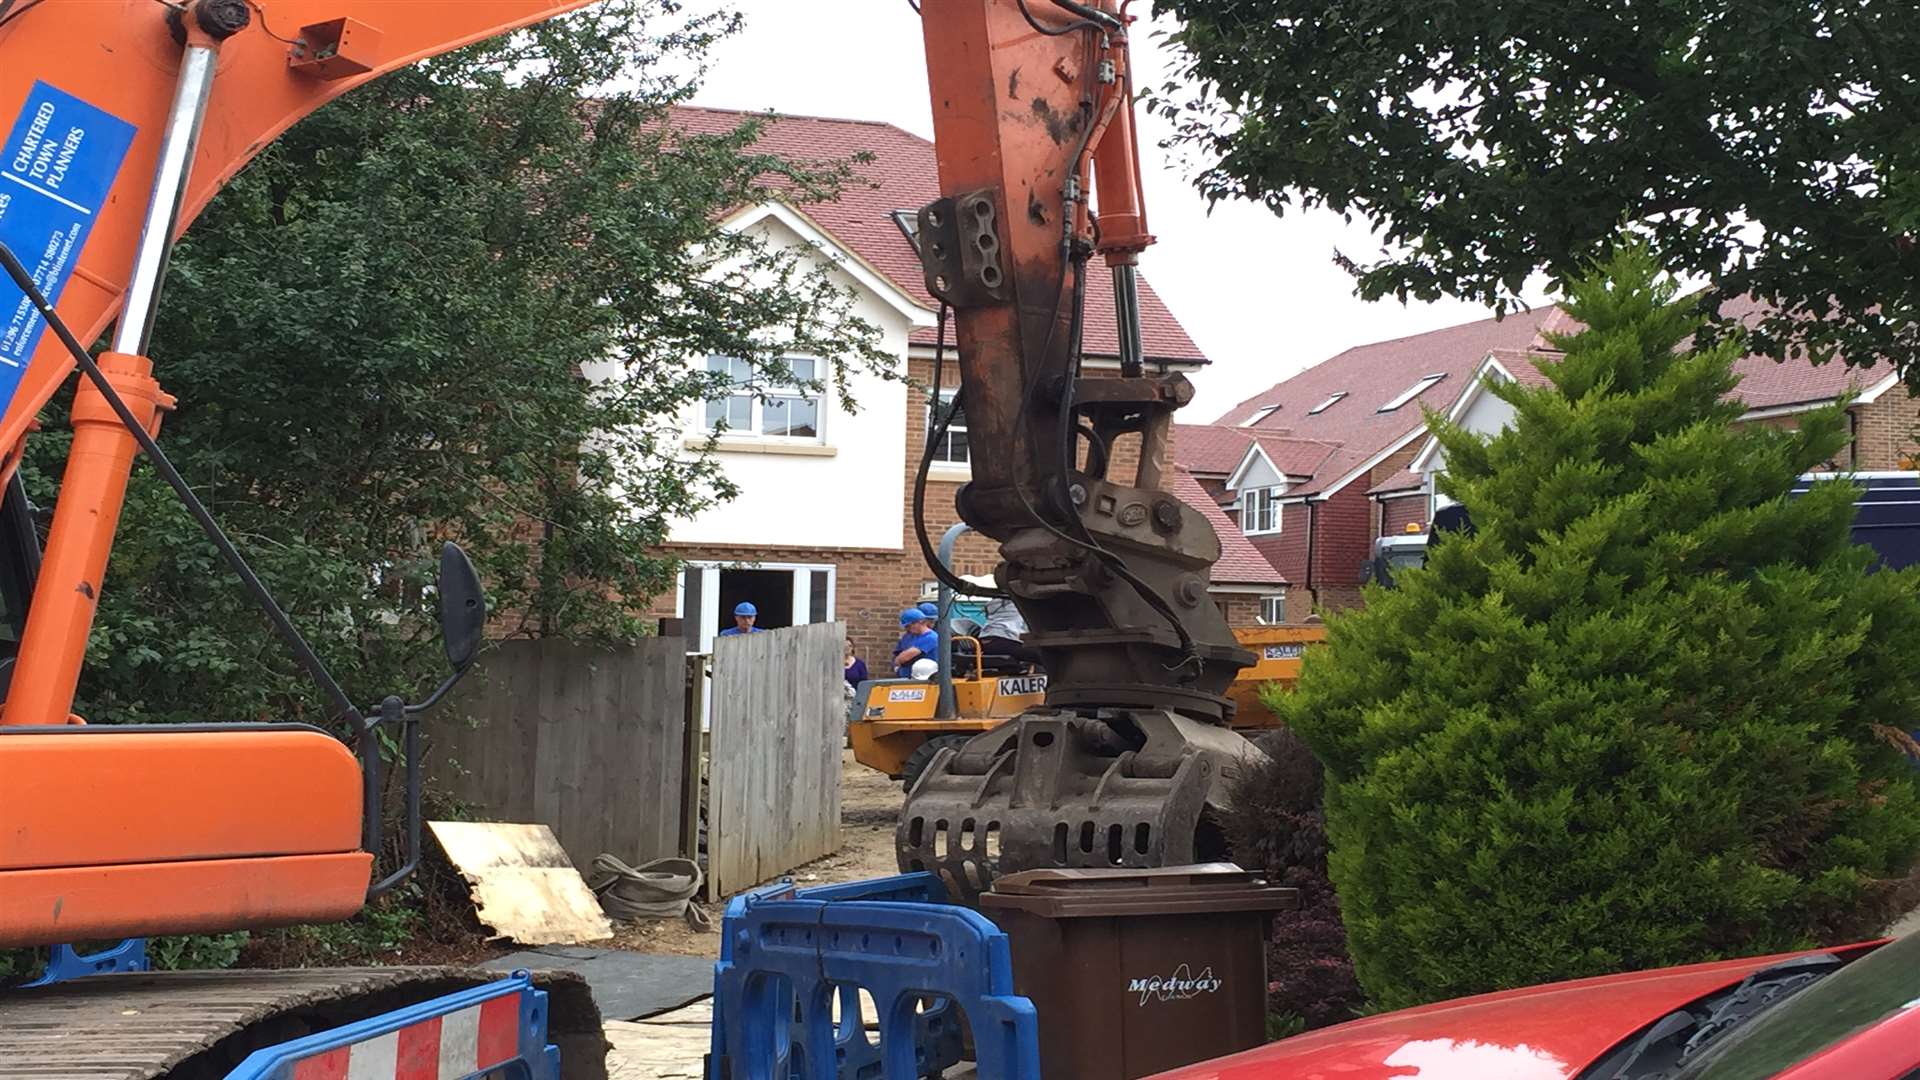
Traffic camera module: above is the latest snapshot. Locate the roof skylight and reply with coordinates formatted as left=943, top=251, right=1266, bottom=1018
left=1378, top=373, right=1446, bottom=413
left=890, top=210, right=920, bottom=252
left=1307, top=391, right=1348, bottom=415
left=1240, top=404, right=1280, bottom=427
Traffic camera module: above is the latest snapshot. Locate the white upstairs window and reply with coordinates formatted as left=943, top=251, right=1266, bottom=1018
left=703, top=356, right=824, bottom=442
left=1240, top=487, right=1281, bottom=535
left=927, top=388, right=969, bottom=465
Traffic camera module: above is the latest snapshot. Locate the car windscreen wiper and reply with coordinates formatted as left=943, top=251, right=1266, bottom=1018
left=1586, top=953, right=1846, bottom=1080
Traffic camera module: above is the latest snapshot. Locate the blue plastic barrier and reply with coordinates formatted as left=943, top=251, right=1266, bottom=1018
left=24, top=939, right=149, bottom=987
left=708, top=872, right=1042, bottom=1080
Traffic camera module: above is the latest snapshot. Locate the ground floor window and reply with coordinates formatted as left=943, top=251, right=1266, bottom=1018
left=1259, top=592, right=1287, bottom=624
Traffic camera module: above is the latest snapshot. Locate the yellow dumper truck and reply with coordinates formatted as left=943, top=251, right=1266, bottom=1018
left=849, top=576, right=1325, bottom=788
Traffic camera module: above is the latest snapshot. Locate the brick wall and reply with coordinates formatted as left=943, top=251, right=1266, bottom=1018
left=1366, top=445, right=1424, bottom=542
left=1850, top=391, right=1920, bottom=469
left=1315, top=584, right=1366, bottom=614
left=1379, top=494, right=1426, bottom=537
left=1216, top=593, right=1262, bottom=627
left=1282, top=588, right=1317, bottom=624
left=1249, top=491, right=1369, bottom=621
left=1734, top=391, right=1920, bottom=471
left=1311, top=484, right=1372, bottom=586
left=1251, top=502, right=1311, bottom=584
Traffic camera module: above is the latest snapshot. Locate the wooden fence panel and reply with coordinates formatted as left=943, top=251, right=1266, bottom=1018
left=431, top=637, right=687, bottom=871
left=707, top=622, right=845, bottom=896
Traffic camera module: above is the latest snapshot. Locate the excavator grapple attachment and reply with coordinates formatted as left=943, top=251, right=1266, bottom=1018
left=896, top=710, right=1265, bottom=905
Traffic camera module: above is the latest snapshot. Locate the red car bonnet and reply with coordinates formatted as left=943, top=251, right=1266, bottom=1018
left=1149, top=948, right=1868, bottom=1080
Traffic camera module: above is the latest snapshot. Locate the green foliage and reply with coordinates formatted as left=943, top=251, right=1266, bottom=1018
left=1264, top=1011, right=1307, bottom=1042
left=148, top=933, right=248, bottom=971
left=1153, top=0, right=1920, bottom=377
left=260, top=901, right=425, bottom=967
left=1282, top=246, right=1920, bottom=1011
left=0, top=932, right=245, bottom=985
left=23, top=0, right=890, bottom=726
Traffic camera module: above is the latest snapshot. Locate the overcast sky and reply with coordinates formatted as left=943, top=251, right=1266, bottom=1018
left=684, top=2, right=1551, bottom=421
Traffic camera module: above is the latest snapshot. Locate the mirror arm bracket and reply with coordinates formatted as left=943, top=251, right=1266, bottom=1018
left=365, top=694, right=422, bottom=900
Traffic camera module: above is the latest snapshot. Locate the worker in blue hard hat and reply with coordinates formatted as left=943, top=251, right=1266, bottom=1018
left=918, top=600, right=939, bottom=619
left=893, top=607, right=939, bottom=679
left=719, top=601, right=763, bottom=637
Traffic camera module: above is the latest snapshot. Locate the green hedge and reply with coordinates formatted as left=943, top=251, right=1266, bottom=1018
left=1285, top=247, right=1920, bottom=1010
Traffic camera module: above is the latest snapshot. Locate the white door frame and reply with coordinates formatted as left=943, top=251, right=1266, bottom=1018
left=675, top=560, right=839, bottom=654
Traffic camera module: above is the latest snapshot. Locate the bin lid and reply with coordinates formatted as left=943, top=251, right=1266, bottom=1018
left=980, top=863, right=1298, bottom=918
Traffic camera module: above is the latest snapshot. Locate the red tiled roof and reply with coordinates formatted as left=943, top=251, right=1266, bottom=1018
left=1216, top=308, right=1560, bottom=496
left=1485, top=347, right=1554, bottom=388
left=1246, top=432, right=1345, bottom=480
left=1173, top=424, right=1252, bottom=476
left=669, top=106, right=1206, bottom=363
left=1169, top=467, right=1285, bottom=587
left=1526, top=296, right=1895, bottom=409
left=1367, top=469, right=1423, bottom=496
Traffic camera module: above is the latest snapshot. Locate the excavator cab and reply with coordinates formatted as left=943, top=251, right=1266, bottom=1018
left=0, top=459, right=351, bottom=945
left=0, top=0, right=578, bottom=954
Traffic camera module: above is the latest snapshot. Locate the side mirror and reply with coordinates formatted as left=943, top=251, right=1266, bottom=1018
left=438, top=542, right=486, bottom=672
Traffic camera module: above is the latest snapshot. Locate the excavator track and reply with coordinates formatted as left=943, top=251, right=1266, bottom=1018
left=0, top=966, right=607, bottom=1080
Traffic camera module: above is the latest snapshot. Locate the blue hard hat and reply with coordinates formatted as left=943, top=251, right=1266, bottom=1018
left=734, top=602, right=757, bottom=617
left=918, top=601, right=939, bottom=617
left=900, top=607, right=928, bottom=627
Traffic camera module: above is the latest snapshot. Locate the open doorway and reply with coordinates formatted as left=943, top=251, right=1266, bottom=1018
left=677, top=561, right=837, bottom=652
left=718, top=569, right=794, bottom=631
left=678, top=560, right=839, bottom=732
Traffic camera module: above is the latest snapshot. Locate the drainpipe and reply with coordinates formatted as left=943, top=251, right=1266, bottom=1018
left=1303, top=497, right=1318, bottom=611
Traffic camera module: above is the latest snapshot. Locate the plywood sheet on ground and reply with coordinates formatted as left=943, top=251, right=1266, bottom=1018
left=430, top=820, right=612, bottom=945
left=611, top=1000, right=981, bottom=1080
left=605, top=1000, right=713, bottom=1080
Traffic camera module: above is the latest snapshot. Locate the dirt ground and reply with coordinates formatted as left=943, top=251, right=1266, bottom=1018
left=604, top=749, right=904, bottom=959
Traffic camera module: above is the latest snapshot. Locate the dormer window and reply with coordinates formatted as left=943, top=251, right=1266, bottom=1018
left=1241, top=404, right=1280, bottom=427
left=1379, top=373, right=1446, bottom=412
left=1308, top=392, right=1347, bottom=415
left=1240, top=487, right=1281, bottom=534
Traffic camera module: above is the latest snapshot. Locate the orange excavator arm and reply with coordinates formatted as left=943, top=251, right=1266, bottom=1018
left=0, top=0, right=596, bottom=462
left=899, top=0, right=1259, bottom=900
left=0, top=0, right=599, bottom=731
left=0, top=0, right=595, bottom=948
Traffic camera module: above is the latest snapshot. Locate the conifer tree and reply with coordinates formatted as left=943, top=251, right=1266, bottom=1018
left=1283, top=246, right=1920, bottom=1010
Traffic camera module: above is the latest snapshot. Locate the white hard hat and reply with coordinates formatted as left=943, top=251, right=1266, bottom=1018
left=910, top=658, right=939, bottom=680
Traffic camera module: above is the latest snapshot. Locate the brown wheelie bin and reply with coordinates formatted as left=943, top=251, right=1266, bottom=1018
left=980, top=864, right=1297, bottom=1079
